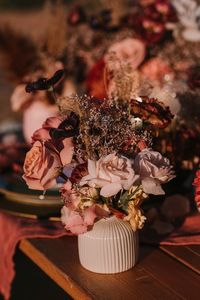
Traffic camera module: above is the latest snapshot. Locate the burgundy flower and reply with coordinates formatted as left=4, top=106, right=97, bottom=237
left=141, top=0, right=177, bottom=23
left=124, top=0, right=177, bottom=44
left=135, top=15, right=167, bottom=44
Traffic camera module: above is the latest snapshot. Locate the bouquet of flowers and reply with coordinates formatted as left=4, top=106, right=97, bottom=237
left=22, top=67, right=175, bottom=234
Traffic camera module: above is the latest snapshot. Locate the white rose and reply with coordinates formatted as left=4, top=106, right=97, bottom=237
left=80, top=153, right=139, bottom=198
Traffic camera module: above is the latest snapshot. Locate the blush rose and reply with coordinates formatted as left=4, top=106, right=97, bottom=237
left=134, top=148, right=175, bottom=195
left=80, top=153, right=139, bottom=197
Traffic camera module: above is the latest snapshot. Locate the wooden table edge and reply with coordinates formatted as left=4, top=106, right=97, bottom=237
left=19, top=239, right=92, bottom=300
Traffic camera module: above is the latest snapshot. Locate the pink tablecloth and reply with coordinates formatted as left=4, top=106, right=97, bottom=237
left=0, top=211, right=200, bottom=300
left=0, top=212, right=69, bottom=300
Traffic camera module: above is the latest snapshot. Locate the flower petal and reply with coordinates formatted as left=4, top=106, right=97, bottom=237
left=100, top=183, right=122, bottom=197
left=88, top=159, right=97, bottom=177
left=83, top=206, right=97, bottom=225
left=60, top=138, right=74, bottom=166
left=142, top=177, right=165, bottom=195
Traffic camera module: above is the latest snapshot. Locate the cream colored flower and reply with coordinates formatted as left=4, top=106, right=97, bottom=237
left=78, top=186, right=99, bottom=209
left=80, top=153, right=139, bottom=198
left=124, top=201, right=146, bottom=231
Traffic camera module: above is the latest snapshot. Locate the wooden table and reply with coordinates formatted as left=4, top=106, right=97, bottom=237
left=19, top=237, right=200, bottom=300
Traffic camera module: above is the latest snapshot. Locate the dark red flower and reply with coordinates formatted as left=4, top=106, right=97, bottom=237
left=124, top=0, right=177, bottom=44
left=86, top=59, right=107, bottom=100
left=138, top=17, right=166, bottom=44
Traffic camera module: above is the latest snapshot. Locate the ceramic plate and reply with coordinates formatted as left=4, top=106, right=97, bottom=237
left=0, top=179, right=62, bottom=218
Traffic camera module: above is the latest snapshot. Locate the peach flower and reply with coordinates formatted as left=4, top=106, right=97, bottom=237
left=105, top=38, right=146, bottom=71
left=141, top=57, right=173, bottom=83
left=23, top=141, right=61, bottom=190
left=134, top=149, right=175, bottom=195
left=80, top=153, right=139, bottom=198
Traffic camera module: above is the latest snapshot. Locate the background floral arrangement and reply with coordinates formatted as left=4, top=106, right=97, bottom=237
left=22, top=66, right=175, bottom=234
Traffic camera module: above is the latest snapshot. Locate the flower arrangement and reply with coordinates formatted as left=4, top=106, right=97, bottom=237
left=22, top=67, right=175, bottom=234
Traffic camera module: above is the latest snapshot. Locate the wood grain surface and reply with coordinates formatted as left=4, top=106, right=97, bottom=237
left=160, top=245, right=200, bottom=275
left=20, top=237, right=200, bottom=300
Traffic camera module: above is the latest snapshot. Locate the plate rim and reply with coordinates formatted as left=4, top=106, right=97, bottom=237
left=0, top=187, right=62, bottom=206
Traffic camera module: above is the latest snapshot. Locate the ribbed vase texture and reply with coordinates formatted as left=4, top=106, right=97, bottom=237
left=78, top=216, right=139, bottom=274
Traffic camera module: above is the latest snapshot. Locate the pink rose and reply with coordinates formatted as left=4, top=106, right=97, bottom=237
left=80, top=153, right=139, bottom=197
left=23, top=141, right=61, bottom=190
left=32, top=117, right=62, bottom=141
left=32, top=116, right=74, bottom=166
left=61, top=205, right=97, bottom=234
left=105, top=38, right=146, bottom=71
left=134, top=149, right=175, bottom=195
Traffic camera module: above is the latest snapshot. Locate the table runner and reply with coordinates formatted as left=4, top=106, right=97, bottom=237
left=0, top=212, right=70, bottom=300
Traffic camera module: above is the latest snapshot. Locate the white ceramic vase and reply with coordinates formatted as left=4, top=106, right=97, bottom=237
left=78, top=216, right=139, bottom=274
